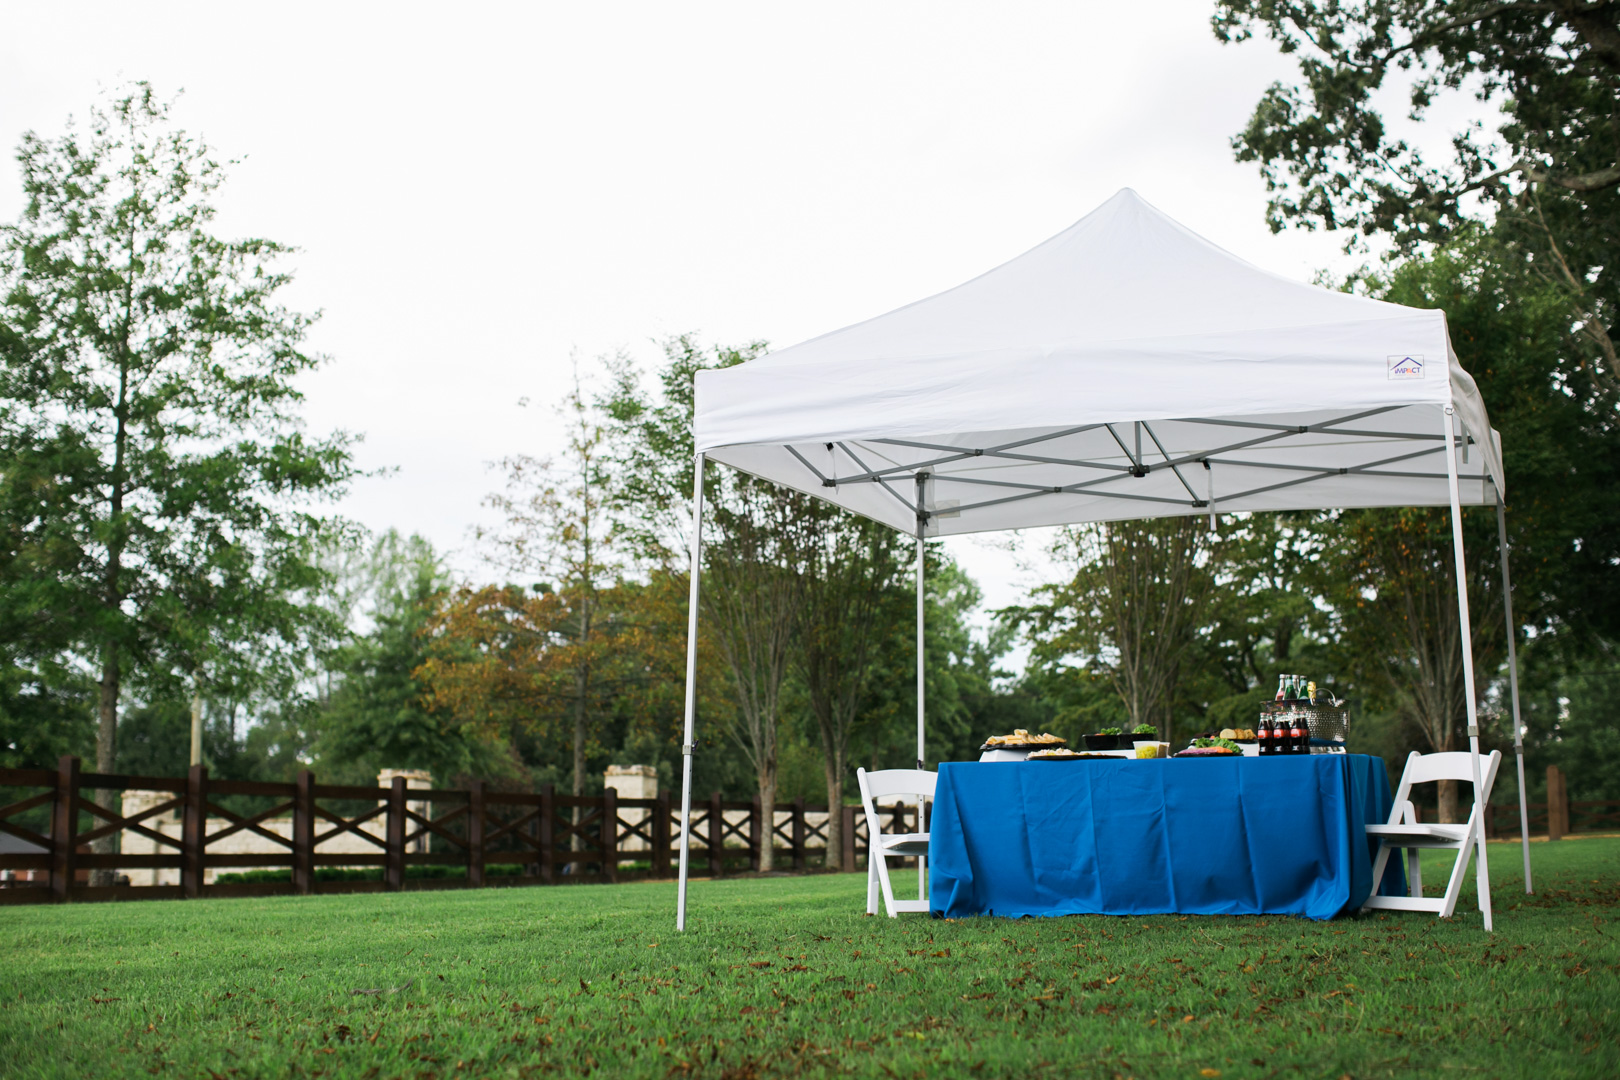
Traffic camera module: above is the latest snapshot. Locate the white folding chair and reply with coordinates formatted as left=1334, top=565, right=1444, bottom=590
left=856, top=767, right=935, bottom=917
left=1361, top=749, right=1501, bottom=928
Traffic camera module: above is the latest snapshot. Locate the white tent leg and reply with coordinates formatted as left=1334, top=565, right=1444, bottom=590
left=916, top=530, right=926, bottom=771
left=1442, top=407, right=1491, bottom=931
left=676, top=452, right=707, bottom=932
left=1495, top=493, right=1533, bottom=894
left=914, top=474, right=927, bottom=902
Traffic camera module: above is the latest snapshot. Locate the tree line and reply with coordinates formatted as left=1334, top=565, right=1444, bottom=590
left=3, top=8, right=1617, bottom=880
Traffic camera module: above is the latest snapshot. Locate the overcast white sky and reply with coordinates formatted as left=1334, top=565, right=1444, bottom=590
left=2, top=1, right=1407, bottom=648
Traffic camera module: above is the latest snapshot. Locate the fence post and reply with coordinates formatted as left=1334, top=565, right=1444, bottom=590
left=467, top=780, right=486, bottom=887
left=708, top=792, right=724, bottom=877
left=539, top=783, right=555, bottom=884
left=1547, top=765, right=1568, bottom=840
left=841, top=805, right=857, bottom=873
left=293, top=770, right=315, bottom=895
left=792, top=797, right=806, bottom=871
left=386, top=777, right=406, bottom=892
left=653, top=792, right=671, bottom=878
left=182, top=764, right=208, bottom=898
left=50, top=755, right=80, bottom=902
left=602, top=788, right=619, bottom=883
left=750, top=795, right=763, bottom=872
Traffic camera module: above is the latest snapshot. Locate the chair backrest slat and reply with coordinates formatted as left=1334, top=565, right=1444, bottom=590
left=1406, top=751, right=1498, bottom=787
left=856, top=768, right=934, bottom=845
left=1385, top=751, right=1502, bottom=827
left=859, top=769, right=937, bottom=801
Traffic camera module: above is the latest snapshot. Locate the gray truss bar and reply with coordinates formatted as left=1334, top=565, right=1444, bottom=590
left=1142, top=422, right=1199, bottom=501
left=983, top=450, right=1135, bottom=472
left=785, top=445, right=832, bottom=485
left=1105, top=424, right=1145, bottom=472
left=1175, top=405, right=1401, bottom=433
left=1216, top=445, right=1444, bottom=503
left=834, top=442, right=918, bottom=519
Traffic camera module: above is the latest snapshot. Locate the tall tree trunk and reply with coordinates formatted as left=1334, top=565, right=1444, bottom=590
left=90, top=354, right=132, bottom=886
left=821, top=740, right=845, bottom=870
left=1436, top=719, right=1460, bottom=823
left=96, top=646, right=119, bottom=774
left=571, top=661, right=589, bottom=854
left=570, top=593, right=593, bottom=853
left=92, top=644, right=120, bottom=885
left=757, top=764, right=777, bottom=872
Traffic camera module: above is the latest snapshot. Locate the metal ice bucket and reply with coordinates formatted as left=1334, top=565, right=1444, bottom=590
left=1303, top=705, right=1350, bottom=745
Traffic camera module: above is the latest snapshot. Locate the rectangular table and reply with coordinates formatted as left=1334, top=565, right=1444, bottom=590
left=927, top=753, right=1397, bottom=920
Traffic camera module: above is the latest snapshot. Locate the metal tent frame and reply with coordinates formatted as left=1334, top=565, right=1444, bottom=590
left=674, top=400, right=1532, bottom=932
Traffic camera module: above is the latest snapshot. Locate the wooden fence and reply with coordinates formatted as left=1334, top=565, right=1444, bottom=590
left=0, top=757, right=909, bottom=904
left=1482, top=799, right=1620, bottom=838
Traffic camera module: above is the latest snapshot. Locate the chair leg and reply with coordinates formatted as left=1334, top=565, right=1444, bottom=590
left=866, top=855, right=880, bottom=916
left=1474, top=831, right=1493, bottom=932
left=917, top=854, right=926, bottom=903
left=872, top=848, right=900, bottom=918
left=1368, top=843, right=1392, bottom=904
left=1438, top=841, right=1472, bottom=920
left=1407, top=848, right=1423, bottom=898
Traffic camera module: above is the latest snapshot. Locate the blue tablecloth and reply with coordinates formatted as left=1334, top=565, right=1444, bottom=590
left=928, top=753, right=1397, bottom=920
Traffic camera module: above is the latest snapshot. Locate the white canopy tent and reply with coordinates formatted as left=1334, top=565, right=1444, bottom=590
left=676, top=189, right=1530, bottom=930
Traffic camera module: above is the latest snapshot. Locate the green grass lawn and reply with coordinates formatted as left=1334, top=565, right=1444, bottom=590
left=1, top=838, right=1615, bottom=1080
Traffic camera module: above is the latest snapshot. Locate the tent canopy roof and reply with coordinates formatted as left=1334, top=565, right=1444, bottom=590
left=695, top=189, right=1503, bottom=536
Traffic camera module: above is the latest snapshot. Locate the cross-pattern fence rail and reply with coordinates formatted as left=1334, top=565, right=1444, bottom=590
left=0, top=757, right=915, bottom=904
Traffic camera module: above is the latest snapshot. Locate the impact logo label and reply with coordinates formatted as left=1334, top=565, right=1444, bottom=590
left=1387, top=354, right=1425, bottom=380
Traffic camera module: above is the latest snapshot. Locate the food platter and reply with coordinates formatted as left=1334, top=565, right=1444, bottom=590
left=980, top=728, right=1066, bottom=751
left=1173, top=736, right=1244, bottom=758
left=1027, top=749, right=1122, bottom=761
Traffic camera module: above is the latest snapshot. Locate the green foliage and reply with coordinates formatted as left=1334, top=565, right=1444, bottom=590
left=1520, top=648, right=1620, bottom=803
left=0, top=83, right=357, bottom=775
left=0, top=841, right=1615, bottom=1078
left=1328, top=233, right=1620, bottom=795
left=314, top=532, right=490, bottom=786
left=1213, top=2, right=1620, bottom=262
left=1370, top=231, right=1620, bottom=647
left=1217, top=7, right=1620, bottom=780
left=597, top=334, right=766, bottom=567
left=1019, top=519, right=1215, bottom=744
left=0, top=656, right=93, bottom=768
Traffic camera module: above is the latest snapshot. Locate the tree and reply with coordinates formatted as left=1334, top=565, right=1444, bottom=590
left=701, top=479, right=814, bottom=869
left=1320, top=507, right=1510, bottom=821
left=600, top=336, right=815, bottom=869
left=1221, top=7, right=1620, bottom=800
left=414, top=584, right=557, bottom=784
left=1022, top=518, right=1215, bottom=742
left=1215, top=0, right=1620, bottom=367
left=1215, top=3, right=1620, bottom=528
left=794, top=508, right=910, bottom=866
left=312, top=532, right=502, bottom=785
left=598, top=335, right=768, bottom=569
left=1316, top=234, right=1618, bottom=815
left=1195, top=514, right=1334, bottom=730
left=0, top=655, right=93, bottom=770
left=0, top=85, right=356, bottom=876
left=478, top=367, right=623, bottom=803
